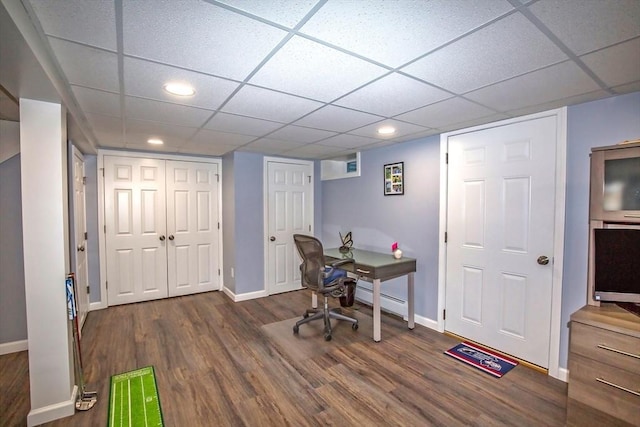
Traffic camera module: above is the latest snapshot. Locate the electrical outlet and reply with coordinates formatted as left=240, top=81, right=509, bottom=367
left=231, top=267, right=234, bottom=278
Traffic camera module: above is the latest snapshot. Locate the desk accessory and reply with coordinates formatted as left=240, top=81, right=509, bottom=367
left=339, top=231, right=353, bottom=254
left=392, top=242, right=402, bottom=259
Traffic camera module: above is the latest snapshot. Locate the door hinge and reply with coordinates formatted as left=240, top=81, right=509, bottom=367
left=104, top=225, right=106, bottom=233
left=86, top=285, right=90, bottom=294
left=445, top=152, right=449, bottom=164
left=218, top=222, right=220, bottom=230
left=443, top=309, right=446, bottom=320
left=82, top=176, right=87, bottom=185
left=216, top=173, right=220, bottom=183
left=101, top=168, right=104, bottom=177
left=105, top=281, right=108, bottom=289
left=308, top=175, right=311, bottom=183
left=84, top=231, right=88, bottom=240
left=309, top=225, right=311, bottom=232
left=444, top=231, right=448, bottom=243
left=218, top=269, right=221, bottom=276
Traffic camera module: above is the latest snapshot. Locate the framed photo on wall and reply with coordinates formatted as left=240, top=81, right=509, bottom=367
left=384, top=161, right=404, bottom=195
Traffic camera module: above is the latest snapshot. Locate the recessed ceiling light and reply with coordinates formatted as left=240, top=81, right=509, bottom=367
left=147, top=138, right=164, bottom=145
left=163, top=82, right=195, bottom=96
left=377, top=126, right=396, bottom=135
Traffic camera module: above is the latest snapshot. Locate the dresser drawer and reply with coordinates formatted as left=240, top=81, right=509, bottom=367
left=568, top=353, right=640, bottom=424
left=570, top=322, right=640, bottom=373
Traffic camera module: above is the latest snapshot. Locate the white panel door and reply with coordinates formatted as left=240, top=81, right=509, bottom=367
left=166, top=160, right=220, bottom=296
left=71, top=147, right=89, bottom=329
left=267, top=160, right=312, bottom=295
left=445, top=116, right=557, bottom=368
left=104, top=156, right=168, bottom=306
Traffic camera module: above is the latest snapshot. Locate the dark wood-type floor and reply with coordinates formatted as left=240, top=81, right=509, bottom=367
left=0, top=290, right=568, bottom=426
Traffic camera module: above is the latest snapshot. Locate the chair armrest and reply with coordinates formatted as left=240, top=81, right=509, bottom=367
left=328, top=258, right=354, bottom=269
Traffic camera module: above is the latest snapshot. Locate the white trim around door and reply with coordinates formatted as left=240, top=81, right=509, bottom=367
left=437, top=107, right=567, bottom=380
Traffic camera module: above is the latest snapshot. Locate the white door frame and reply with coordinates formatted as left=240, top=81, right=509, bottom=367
left=96, top=149, right=223, bottom=310
left=69, top=144, right=89, bottom=329
left=263, top=156, right=314, bottom=293
left=437, top=108, right=567, bottom=380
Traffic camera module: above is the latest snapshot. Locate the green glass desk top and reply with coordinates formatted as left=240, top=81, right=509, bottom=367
left=324, top=248, right=416, bottom=280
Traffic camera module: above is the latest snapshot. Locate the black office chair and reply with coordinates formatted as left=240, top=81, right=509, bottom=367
left=292, top=234, right=358, bottom=341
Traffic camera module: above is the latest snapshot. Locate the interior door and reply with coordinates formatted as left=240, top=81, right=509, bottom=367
left=166, top=160, right=220, bottom=296
left=104, top=156, right=168, bottom=305
left=266, top=159, right=312, bottom=295
left=71, top=147, right=89, bottom=329
left=445, top=115, right=557, bottom=368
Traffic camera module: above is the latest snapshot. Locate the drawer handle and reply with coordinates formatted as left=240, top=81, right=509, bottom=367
left=596, top=378, right=640, bottom=397
left=597, top=344, right=640, bottom=360
left=356, top=268, right=370, bottom=274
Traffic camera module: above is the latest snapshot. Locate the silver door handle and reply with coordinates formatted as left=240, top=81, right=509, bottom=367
left=168, top=235, right=174, bottom=241
left=537, top=256, right=549, bottom=265
left=270, top=236, right=276, bottom=241
left=77, top=245, right=85, bottom=252
left=159, top=235, right=166, bottom=241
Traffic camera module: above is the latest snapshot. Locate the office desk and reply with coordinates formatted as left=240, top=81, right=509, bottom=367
left=324, top=248, right=416, bottom=342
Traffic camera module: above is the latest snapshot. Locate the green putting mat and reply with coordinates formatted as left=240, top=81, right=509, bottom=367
left=108, top=366, right=164, bottom=427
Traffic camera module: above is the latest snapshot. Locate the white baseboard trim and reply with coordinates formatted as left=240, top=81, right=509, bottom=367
left=223, top=287, right=269, bottom=302
left=355, top=286, right=406, bottom=317
left=27, top=385, right=77, bottom=427
left=414, top=314, right=439, bottom=331
left=89, top=301, right=107, bottom=311
left=556, top=367, right=568, bottom=383
left=0, top=339, right=28, bottom=355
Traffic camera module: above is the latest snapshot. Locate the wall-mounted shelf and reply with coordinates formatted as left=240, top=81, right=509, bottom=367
left=321, top=152, right=360, bottom=181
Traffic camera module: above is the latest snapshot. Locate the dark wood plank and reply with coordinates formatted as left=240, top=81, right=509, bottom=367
left=0, top=290, right=568, bottom=426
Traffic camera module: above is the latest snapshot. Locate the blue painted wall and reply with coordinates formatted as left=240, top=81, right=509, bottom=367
left=321, top=136, right=441, bottom=319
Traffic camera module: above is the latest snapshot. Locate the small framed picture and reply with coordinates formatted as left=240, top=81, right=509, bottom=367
left=384, top=162, right=404, bottom=195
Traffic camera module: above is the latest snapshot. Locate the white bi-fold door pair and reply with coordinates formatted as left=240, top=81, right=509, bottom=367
left=104, top=156, right=220, bottom=306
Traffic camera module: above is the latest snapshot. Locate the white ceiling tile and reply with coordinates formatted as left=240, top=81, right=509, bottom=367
left=94, top=133, right=125, bottom=148
left=124, top=119, right=194, bottom=148
left=437, top=113, right=511, bottom=133
left=464, top=61, right=602, bottom=112
left=85, top=113, right=122, bottom=135
left=71, top=86, right=120, bottom=117
left=267, top=125, right=336, bottom=143
left=178, top=142, right=235, bottom=156
left=401, top=13, right=568, bottom=94
left=613, top=81, right=640, bottom=95
left=250, top=36, right=388, bottom=102
left=204, top=112, right=283, bottom=136
left=319, top=134, right=380, bottom=149
left=391, top=129, right=441, bottom=143
left=508, top=90, right=612, bottom=118
left=215, top=0, right=318, bottom=28
left=125, top=97, right=213, bottom=128
left=189, top=129, right=255, bottom=147
left=123, top=57, right=240, bottom=110
left=294, top=105, right=382, bottom=132
left=124, top=142, right=183, bottom=152
left=240, top=138, right=306, bottom=153
left=349, top=119, right=429, bottom=140
left=122, top=0, right=287, bottom=80
left=581, top=39, right=640, bottom=88
left=283, top=143, right=349, bottom=159
left=221, top=85, right=323, bottom=122
left=30, top=0, right=117, bottom=50
left=335, top=73, right=451, bottom=117
left=395, top=97, right=497, bottom=128
left=300, top=0, right=514, bottom=67
left=48, top=39, right=119, bottom=92
left=529, top=0, right=640, bottom=55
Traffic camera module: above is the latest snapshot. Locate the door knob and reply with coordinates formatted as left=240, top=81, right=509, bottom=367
left=168, top=235, right=175, bottom=241
left=270, top=236, right=276, bottom=241
left=159, top=235, right=166, bottom=241
left=537, top=256, right=550, bottom=265
left=77, top=245, right=85, bottom=252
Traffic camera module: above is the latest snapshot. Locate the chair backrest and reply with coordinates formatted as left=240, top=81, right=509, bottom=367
left=293, top=234, right=325, bottom=291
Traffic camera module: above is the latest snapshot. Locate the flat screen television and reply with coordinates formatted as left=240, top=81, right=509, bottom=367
left=593, top=227, right=640, bottom=303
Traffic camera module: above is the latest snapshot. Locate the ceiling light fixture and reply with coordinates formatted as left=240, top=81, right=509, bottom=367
left=147, top=138, right=164, bottom=145
left=163, top=82, right=195, bottom=96
left=377, top=126, right=396, bottom=135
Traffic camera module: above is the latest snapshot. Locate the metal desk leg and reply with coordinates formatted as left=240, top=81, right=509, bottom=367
left=408, top=272, right=415, bottom=330
left=311, top=292, right=317, bottom=309
left=373, top=278, right=381, bottom=342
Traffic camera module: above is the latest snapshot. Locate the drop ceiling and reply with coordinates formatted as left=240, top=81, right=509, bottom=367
left=1, top=0, right=639, bottom=159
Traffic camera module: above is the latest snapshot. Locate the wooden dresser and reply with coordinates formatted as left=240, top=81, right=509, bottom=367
left=567, top=304, right=640, bottom=426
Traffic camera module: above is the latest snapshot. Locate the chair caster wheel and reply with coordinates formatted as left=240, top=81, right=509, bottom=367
left=303, top=313, right=309, bottom=319
left=293, top=325, right=299, bottom=334
left=352, top=323, right=359, bottom=331
left=324, top=333, right=332, bottom=341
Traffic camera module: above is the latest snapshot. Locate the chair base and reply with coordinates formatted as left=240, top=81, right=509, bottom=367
left=293, top=297, right=358, bottom=341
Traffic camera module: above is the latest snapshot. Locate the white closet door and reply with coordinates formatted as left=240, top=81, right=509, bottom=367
left=104, top=156, right=168, bottom=306
left=166, top=160, right=220, bottom=297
